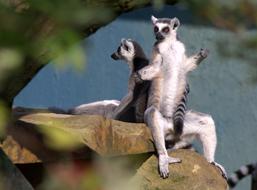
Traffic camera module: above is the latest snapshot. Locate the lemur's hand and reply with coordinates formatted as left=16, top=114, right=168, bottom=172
left=199, top=48, right=209, bottom=58
left=133, top=72, right=143, bottom=83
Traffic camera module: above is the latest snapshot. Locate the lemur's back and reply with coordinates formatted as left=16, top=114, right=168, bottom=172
left=116, top=57, right=150, bottom=123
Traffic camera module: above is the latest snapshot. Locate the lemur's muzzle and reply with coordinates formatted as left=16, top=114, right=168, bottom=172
left=111, top=52, right=119, bottom=60
left=156, top=32, right=164, bottom=41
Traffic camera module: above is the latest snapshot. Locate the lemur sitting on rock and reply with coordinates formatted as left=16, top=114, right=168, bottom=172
left=69, top=38, right=150, bottom=123
left=70, top=38, right=190, bottom=126
left=135, top=15, right=227, bottom=179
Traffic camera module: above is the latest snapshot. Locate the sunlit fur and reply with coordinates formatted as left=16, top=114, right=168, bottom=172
left=137, top=15, right=226, bottom=179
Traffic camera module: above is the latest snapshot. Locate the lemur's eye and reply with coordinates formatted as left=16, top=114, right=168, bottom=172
left=154, top=26, right=159, bottom=33
left=162, top=27, right=169, bottom=33
left=173, top=22, right=178, bottom=29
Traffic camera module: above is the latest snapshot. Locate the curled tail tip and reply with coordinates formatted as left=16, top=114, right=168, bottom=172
left=227, top=162, right=257, bottom=188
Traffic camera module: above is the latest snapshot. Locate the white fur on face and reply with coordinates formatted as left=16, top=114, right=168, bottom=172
left=120, top=40, right=135, bottom=62
left=154, top=22, right=177, bottom=40
left=155, top=23, right=169, bottom=31
left=155, top=22, right=169, bottom=31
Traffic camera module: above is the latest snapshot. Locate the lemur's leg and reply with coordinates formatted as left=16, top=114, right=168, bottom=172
left=69, top=100, right=120, bottom=117
left=134, top=93, right=148, bottom=123
left=185, top=48, right=209, bottom=72
left=112, top=92, right=133, bottom=119
left=145, top=106, right=181, bottom=179
left=181, top=110, right=227, bottom=178
left=182, top=110, right=216, bottom=161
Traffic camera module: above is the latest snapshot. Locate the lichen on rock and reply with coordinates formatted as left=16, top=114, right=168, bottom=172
left=131, top=149, right=228, bottom=190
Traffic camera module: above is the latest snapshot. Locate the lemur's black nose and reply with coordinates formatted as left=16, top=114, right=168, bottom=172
left=156, top=33, right=164, bottom=41
left=111, top=53, right=119, bottom=60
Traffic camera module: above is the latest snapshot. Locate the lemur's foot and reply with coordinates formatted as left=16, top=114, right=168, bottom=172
left=159, top=154, right=181, bottom=179
left=199, top=48, right=209, bottom=58
left=211, top=161, right=228, bottom=180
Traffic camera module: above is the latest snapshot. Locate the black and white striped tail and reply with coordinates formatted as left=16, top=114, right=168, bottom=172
left=228, top=162, right=257, bottom=188
left=173, top=84, right=190, bottom=138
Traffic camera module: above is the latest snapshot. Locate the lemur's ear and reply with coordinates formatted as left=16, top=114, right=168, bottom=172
left=121, top=38, right=126, bottom=44
left=172, top=17, right=180, bottom=30
left=120, top=38, right=130, bottom=51
left=123, top=39, right=133, bottom=51
left=151, top=15, right=158, bottom=24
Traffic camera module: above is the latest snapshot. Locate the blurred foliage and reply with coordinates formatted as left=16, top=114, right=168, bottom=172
left=182, top=0, right=257, bottom=31
left=37, top=123, right=82, bottom=151
left=54, top=44, right=87, bottom=71
left=181, top=0, right=257, bottom=62
left=0, top=173, right=3, bottom=190
left=0, top=48, right=22, bottom=83
left=0, top=0, right=113, bottom=68
left=153, top=0, right=165, bottom=10
left=37, top=155, right=145, bottom=190
left=0, top=101, right=8, bottom=137
left=38, top=161, right=102, bottom=190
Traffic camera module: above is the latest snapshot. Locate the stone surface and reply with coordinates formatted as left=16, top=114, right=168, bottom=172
left=131, top=149, right=228, bottom=190
left=1, top=110, right=228, bottom=190
left=0, top=149, right=34, bottom=190
left=1, top=108, right=154, bottom=163
left=0, top=136, right=41, bottom=164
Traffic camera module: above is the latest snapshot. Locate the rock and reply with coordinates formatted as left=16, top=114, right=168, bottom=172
left=1, top=109, right=154, bottom=163
left=0, top=149, right=34, bottom=190
left=131, top=149, right=228, bottom=190
left=1, top=136, right=41, bottom=164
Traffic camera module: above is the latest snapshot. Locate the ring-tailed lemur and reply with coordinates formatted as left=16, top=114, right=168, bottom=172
left=110, top=38, right=150, bottom=122
left=69, top=39, right=150, bottom=123
left=228, top=162, right=257, bottom=188
left=136, top=15, right=226, bottom=178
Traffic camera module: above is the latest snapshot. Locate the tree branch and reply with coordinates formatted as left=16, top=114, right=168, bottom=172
left=0, top=0, right=176, bottom=106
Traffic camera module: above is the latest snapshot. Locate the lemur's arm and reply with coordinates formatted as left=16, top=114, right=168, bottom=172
left=185, top=49, right=209, bottom=72
left=137, top=53, right=162, bottom=81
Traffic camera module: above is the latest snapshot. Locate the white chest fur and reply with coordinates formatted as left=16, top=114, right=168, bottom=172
left=158, top=40, right=186, bottom=117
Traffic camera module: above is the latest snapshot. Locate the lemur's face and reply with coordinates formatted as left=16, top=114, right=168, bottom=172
left=111, top=39, right=135, bottom=62
left=151, top=15, right=180, bottom=41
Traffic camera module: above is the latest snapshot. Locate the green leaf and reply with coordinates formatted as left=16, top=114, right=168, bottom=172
left=0, top=101, right=8, bottom=137
left=37, top=123, right=82, bottom=151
